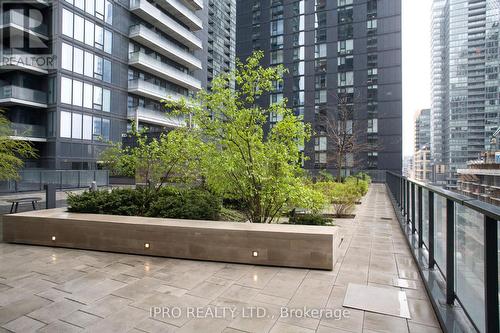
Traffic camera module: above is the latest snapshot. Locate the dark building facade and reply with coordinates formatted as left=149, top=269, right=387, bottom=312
left=236, top=0, right=402, bottom=178
left=0, top=0, right=207, bottom=172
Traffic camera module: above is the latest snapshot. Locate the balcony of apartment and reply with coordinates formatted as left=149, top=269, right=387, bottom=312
left=155, top=0, right=202, bottom=31
left=185, top=0, right=203, bottom=10
left=9, top=122, right=46, bottom=142
left=127, top=105, right=185, bottom=128
left=129, top=24, right=202, bottom=70
left=0, top=49, right=49, bottom=75
left=129, top=0, right=202, bottom=51
left=128, top=78, right=186, bottom=104
left=0, top=184, right=449, bottom=333
left=0, top=85, right=47, bottom=108
left=1, top=9, right=49, bottom=41
left=128, top=52, right=201, bottom=91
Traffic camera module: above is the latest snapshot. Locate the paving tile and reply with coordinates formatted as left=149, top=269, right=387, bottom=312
left=407, top=298, right=440, bottom=327
left=219, top=284, right=260, bottom=302
left=343, top=283, right=410, bottom=319
left=134, top=318, right=177, bottom=333
left=392, top=277, right=418, bottom=290
left=269, top=321, right=315, bottom=333
left=228, top=302, right=280, bottom=333
left=236, top=266, right=278, bottom=289
left=84, top=306, right=149, bottom=332
left=0, top=295, right=51, bottom=325
left=61, top=310, right=101, bottom=328
left=2, top=315, right=45, bottom=332
left=363, top=311, right=409, bottom=332
left=27, top=298, right=82, bottom=324
left=408, top=322, right=443, bottom=333
left=80, top=295, right=132, bottom=318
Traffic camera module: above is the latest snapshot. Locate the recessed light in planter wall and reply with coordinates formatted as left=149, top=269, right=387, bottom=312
left=51, top=236, right=56, bottom=241
left=252, top=251, right=258, bottom=257
left=144, top=243, right=150, bottom=249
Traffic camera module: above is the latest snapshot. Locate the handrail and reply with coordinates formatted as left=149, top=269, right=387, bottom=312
left=386, top=171, right=500, bottom=220
left=385, top=171, right=499, bottom=333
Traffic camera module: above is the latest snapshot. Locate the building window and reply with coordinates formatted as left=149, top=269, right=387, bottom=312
left=368, top=119, right=378, bottom=133
left=270, top=19, right=283, bottom=36
left=60, top=111, right=72, bottom=138
left=61, top=43, right=73, bottom=71
left=72, top=80, right=83, bottom=107
left=61, top=77, right=72, bottom=104
left=270, top=50, right=283, bottom=64
left=83, top=115, right=92, bottom=140
left=62, top=9, right=73, bottom=37
left=338, top=39, right=353, bottom=55
left=72, top=113, right=82, bottom=139
left=338, top=71, right=354, bottom=86
left=315, top=43, right=327, bottom=58
left=84, top=83, right=93, bottom=109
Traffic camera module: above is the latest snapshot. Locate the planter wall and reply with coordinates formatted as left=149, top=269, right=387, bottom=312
left=3, top=208, right=340, bottom=270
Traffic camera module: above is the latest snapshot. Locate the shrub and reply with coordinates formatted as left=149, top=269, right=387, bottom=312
left=288, top=214, right=331, bottom=225
left=330, top=182, right=360, bottom=216
left=68, top=187, right=221, bottom=220
left=345, top=177, right=369, bottom=197
left=147, top=187, right=221, bottom=220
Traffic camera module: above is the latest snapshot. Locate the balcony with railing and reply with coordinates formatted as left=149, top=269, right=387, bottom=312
left=0, top=49, right=49, bottom=75
left=129, top=0, right=202, bottom=51
left=155, top=0, right=203, bottom=31
left=386, top=172, right=499, bottom=333
left=1, top=10, right=49, bottom=39
left=129, top=24, right=202, bottom=70
left=128, top=78, right=187, bottom=104
left=128, top=52, right=201, bottom=91
left=0, top=85, right=47, bottom=108
left=10, top=123, right=46, bottom=141
left=127, top=105, right=185, bottom=128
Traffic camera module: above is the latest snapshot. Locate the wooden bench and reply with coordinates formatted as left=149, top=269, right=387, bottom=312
left=3, top=208, right=340, bottom=270
left=6, top=197, right=42, bottom=214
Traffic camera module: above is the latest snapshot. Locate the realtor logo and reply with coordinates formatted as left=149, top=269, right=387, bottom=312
left=0, top=0, right=56, bottom=70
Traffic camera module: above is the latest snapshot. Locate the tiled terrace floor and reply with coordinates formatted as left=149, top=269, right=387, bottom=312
left=0, top=184, right=442, bottom=333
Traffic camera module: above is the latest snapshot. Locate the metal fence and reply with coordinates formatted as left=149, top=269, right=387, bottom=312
left=386, top=172, right=499, bottom=333
left=0, top=170, right=109, bottom=193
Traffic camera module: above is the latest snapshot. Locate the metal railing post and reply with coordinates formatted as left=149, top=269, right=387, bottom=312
left=446, top=199, right=455, bottom=305
left=428, top=191, right=435, bottom=269
left=418, top=186, right=423, bottom=247
left=411, top=183, right=416, bottom=233
left=406, top=180, right=411, bottom=223
left=484, top=215, right=499, bottom=333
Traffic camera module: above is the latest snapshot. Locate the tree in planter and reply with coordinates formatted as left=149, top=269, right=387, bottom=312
left=100, top=122, right=202, bottom=190
left=0, top=110, right=37, bottom=181
left=318, top=92, right=373, bottom=183
left=166, top=51, right=325, bottom=223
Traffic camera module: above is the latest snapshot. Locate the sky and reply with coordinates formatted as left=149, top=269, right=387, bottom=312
left=401, top=0, right=432, bottom=157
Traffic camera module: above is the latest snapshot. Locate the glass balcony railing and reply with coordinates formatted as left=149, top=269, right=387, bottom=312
left=0, top=85, right=48, bottom=106
left=129, top=24, right=202, bottom=70
left=2, top=10, right=48, bottom=36
left=128, top=52, right=201, bottom=91
left=129, top=0, right=202, bottom=50
left=386, top=172, right=499, bottom=333
left=128, top=78, right=186, bottom=103
left=10, top=123, right=46, bottom=138
left=127, top=105, right=185, bottom=128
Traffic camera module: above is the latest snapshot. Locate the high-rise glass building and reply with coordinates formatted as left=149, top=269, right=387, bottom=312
left=236, top=0, right=402, bottom=179
left=431, top=0, right=500, bottom=188
left=207, top=0, right=236, bottom=87
left=0, top=0, right=207, bottom=171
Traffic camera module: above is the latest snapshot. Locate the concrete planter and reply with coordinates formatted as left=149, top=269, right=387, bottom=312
left=3, top=208, right=340, bottom=270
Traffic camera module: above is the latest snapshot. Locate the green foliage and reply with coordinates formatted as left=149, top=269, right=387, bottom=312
left=100, top=123, right=202, bottom=187
left=166, top=51, right=323, bottom=223
left=67, top=187, right=221, bottom=220
left=313, top=178, right=369, bottom=217
left=317, top=169, right=335, bottom=182
left=288, top=214, right=332, bottom=226
left=147, top=187, right=221, bottom=220
left=0, top=110, right=37, bottom=181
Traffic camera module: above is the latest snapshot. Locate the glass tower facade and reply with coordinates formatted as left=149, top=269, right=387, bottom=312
left=432, top=0, right=500, bottom=188
left=236, top=0, right=403, bottom=179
